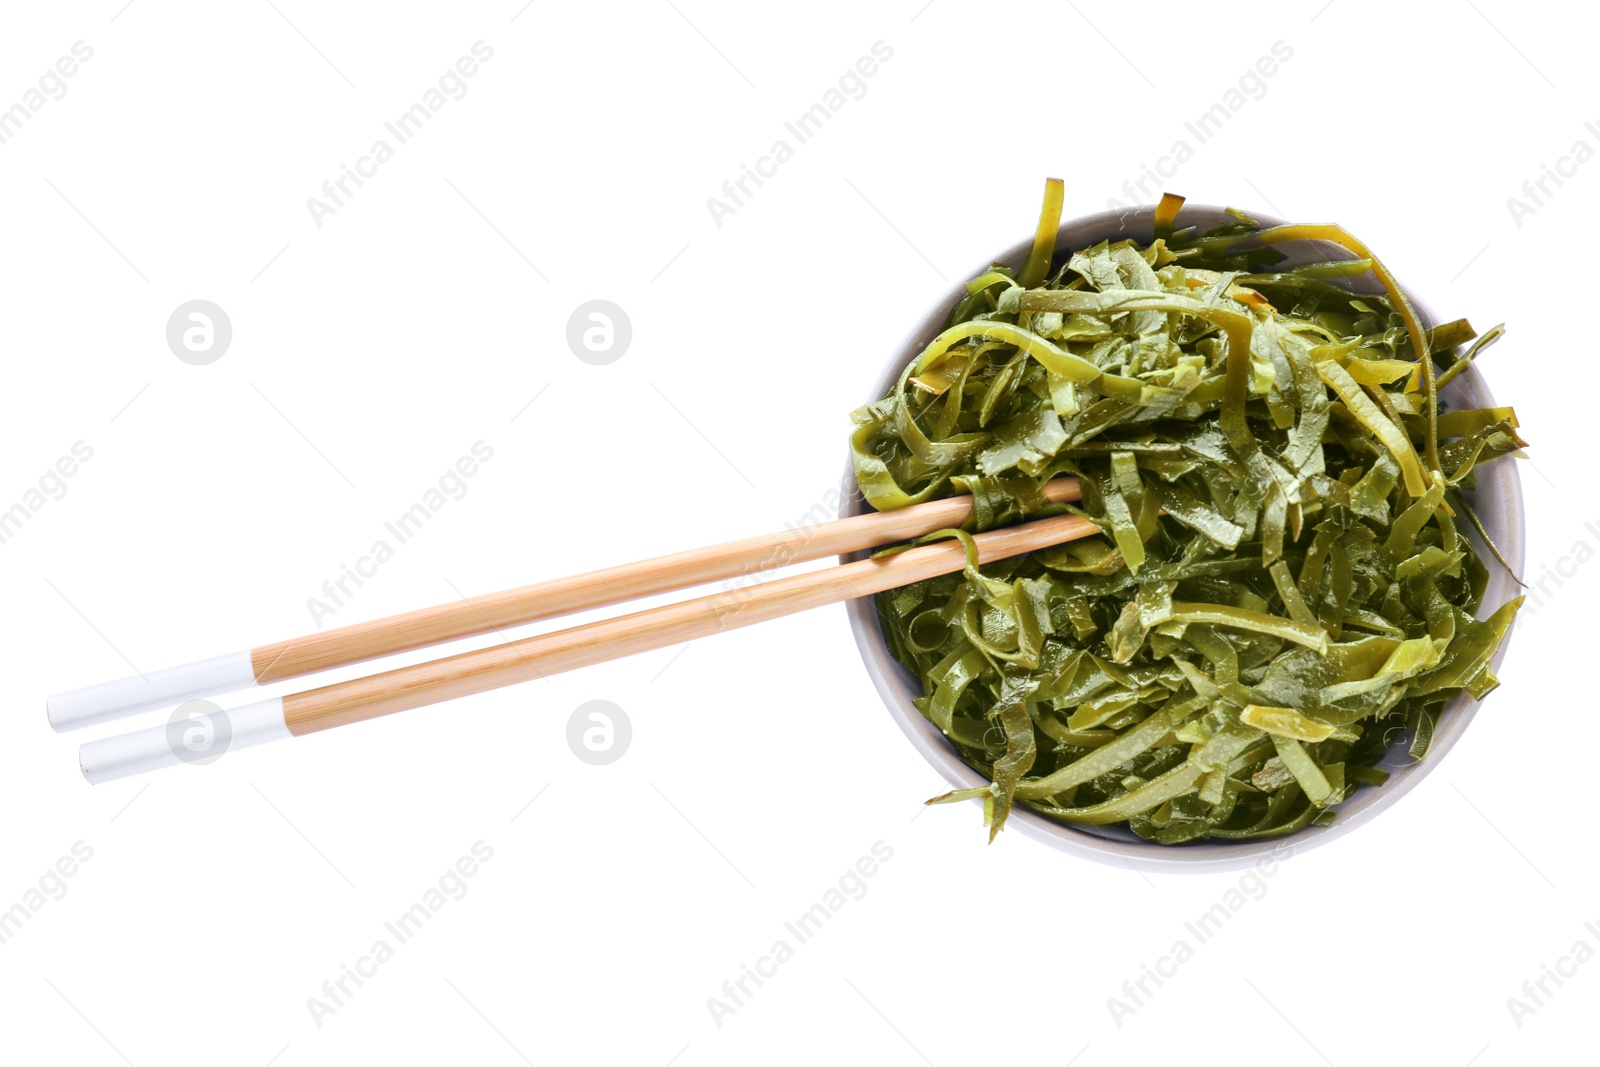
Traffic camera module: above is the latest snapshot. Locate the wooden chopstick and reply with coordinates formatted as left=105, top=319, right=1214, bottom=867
left=49, top=477, right=1082, bottom=732
left=78, top=510, right=1100, bottom=783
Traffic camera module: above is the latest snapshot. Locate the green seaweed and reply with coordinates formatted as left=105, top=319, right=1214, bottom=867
left=853, top=180, right=1525, bottom=844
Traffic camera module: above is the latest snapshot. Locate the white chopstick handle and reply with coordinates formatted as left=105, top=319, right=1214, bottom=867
left=79, top=697, right=290, bottom=785
left=47, top=650, right=258, bottom=732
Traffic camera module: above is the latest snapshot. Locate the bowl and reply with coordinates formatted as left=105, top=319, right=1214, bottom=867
left=842, top=202, right=1525, bottom=873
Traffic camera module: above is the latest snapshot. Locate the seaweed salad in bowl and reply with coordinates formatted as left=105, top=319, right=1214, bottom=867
left=847, top=180, right=1525, bottom=858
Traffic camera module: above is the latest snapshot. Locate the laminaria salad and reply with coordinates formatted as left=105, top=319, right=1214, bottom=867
left=851, top=180, right=1524, bottom=844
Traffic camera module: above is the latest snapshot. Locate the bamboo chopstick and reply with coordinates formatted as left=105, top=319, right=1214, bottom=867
left=78, top=509, right=1099, bottom=783
left=48, top=477, right=1082, bottom=732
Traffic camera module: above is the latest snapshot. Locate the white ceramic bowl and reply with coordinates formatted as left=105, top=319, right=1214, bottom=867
left=843, top=203, right=1525, bottom=873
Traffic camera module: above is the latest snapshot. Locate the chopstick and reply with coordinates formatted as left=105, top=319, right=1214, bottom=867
left=78, top=509, right=1100, bottom=783
left=49, top=477, right=1082, bottom=732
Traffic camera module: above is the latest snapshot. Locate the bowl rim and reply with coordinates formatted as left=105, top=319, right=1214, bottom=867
left=841, top=201, right=1526, bottom=873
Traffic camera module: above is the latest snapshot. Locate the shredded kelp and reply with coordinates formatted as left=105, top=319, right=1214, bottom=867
left=854, top=181, right=1524, bottom=844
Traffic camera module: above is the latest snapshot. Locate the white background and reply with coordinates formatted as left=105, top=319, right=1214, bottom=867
left=0, top=1, right=1593, bottom=1064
